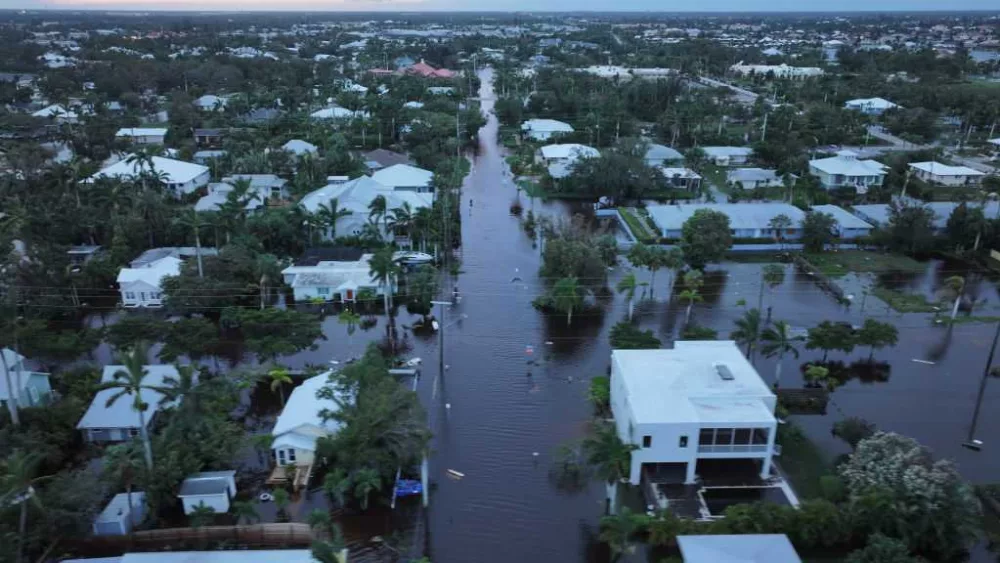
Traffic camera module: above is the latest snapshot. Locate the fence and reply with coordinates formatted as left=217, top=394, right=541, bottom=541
left=63, top=523, right=314, bottom=557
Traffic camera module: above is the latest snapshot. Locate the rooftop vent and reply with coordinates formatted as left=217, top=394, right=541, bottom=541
left=715, top=363, right=735, bottom=381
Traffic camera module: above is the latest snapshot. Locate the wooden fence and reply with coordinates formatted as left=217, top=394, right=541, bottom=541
left=63, top=523, right=314, bottom=557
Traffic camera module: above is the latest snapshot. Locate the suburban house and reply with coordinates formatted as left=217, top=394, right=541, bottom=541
left=222, top=174, right=288, bottom=201
left=77, top=364, right=179, bottom=442
left=282, top=139, right=318, bottom=157
left=177, top=471, right=237, bottom=515
left=844, top=97, right=899, bottom=115
left=727, top=168, right=784, bottom=189
left=116, top=255, right=182, bottom=308
left=808, top=150, right=887, bottom=191
left=195, top=178, right=278, bottom=213
left=853, top=200, right=994, bottom=234
left=87, top=155, right=210, bottom=197
left=660, top=167, right=703, bottom=191
left=0, top=349, right=51, bottom=409
left=427, top=86, right=455, bottom=96
left=610, top=341, right=779, bottom=486
left=677, top=534, right=802, bottom=563
left=93, top=492, right=146, bottom=536
left=521, top=118, right=574, bottom=141
left=193, top=128, right=224, bottom=148
left=701, top=146, right=753, bottom=167
left=281, top=251, right=387, bottom=303
left=32, top=103, right=78, bottom=123
left=67, top=245, right=103, bottom=267
left=270, top=373, right=343, bottom=488
left=535, top=144, right=600, bottom=178
left=193, top=150, right=227, bottom=164
left=908, top=161, right=985, bottom=187
left=194, top=94, right=227, bottom=111
left=644, top=144, right=684, bottom=167
left=300, top=175, right=432, bottom=240
left=402, top=59, right=456, bottom=78
left=360, top=148, right=414, bottom=171
left=129, top=247, right=219, bottom=268
left=310, top=106, right=370, bottom=121
left=646, top=203, right=806, bottom=239
left=115, top=128, right=167, bottom=146
left=64, top=551, right=319, bottom=562
left=810, top=205, right=875, bottom=240
left=370, top=163, right=435, bottom=193
left=729, top=62, right=823, bottom=79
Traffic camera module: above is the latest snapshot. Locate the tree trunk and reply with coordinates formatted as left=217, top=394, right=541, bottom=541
left=951, top=295, right=961, bottom=320
left=650, top=269, right=657, bottom=295
left=1, top=354, right=20, bottom=425
left=194, top=230, right=204, bottom=279
left=627, top=299, right=633, bottom=321
left=138, top=409, right=154, bottom=471
left=685, top=302, right=693, bottom=325
left=774, top=351, right=784, bottom=388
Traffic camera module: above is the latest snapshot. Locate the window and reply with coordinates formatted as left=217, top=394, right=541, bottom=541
left=752, top=428, right=769, bottom=445
left=642, top=435, right=652, bottom=448
left=128, top=428, right=139, bottom=437
left=124, top=292, right=136, bottom=300
left=734, top=429, right=752, bottom=445
left=699, top=428, right=714, bottom=445
left=140, top=292, right=147, bottom=301
left=679, top=436, right=688, bottom=448
left=150, top=292, right=160, bottom=300
left=317, top=287, right=330, bottom=295
left=287, top=449, right=297, bottom=462
left=715, top=428, right=734, bottom=446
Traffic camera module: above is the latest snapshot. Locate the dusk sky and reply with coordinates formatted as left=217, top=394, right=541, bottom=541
left=9, top=0, right=1000, bottom=12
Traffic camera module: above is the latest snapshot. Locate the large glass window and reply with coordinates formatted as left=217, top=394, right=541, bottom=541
left=699, top=429, right=714, bottom=445
left=734, top=429, right=752, bottom=445
left=753, top=428, right=769, bottom=445
left=715, top=428, right=733, bottom=445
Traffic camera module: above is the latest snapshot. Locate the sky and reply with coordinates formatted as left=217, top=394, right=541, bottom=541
left=8, top=0, right=1000, bottom=11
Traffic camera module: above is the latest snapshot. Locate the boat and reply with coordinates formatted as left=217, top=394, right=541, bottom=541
left=393, top=251, right=434, bottom=266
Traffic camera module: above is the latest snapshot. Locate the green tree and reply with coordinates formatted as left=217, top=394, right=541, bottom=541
left=801, top=211, right=838, bottom=254
left=368, top=246, right=401, bottom=324
left=588, top=376, right=611, bottom=416
left=806, top=321, right=856, bottom=362
left=405, top=265, right=439, bottom=320
left=272, top=487, right=290, bottom=522
left=609, top=322, right=661, bottom=350
left=845, top=533, right=921, bottom=563
left=646, top=246, right=683, bottom=296
left=883, top=200, right=937, bottom=255
left=316, top=198, right=352, bottom=241
left=730, top=308, right=763, bottom=361
left=678, top=270, right=704, bottom=326
left=232, top=500, right=260, bottom=524
left=173, top=209, right=209, bottom=278
left=0, top=450, right=46, bottom=563
left=158, top=317, right=219, bottom=365
left=856, top=319, right=899, bottom=361
left=552, top=276, right=584, bottom=326
left=768, top=213, right=794, bottom=246
left=99, top=343, right=159, bottom=470
left=322, top=468, right=351, bottom=507
left=105, top=316, right=165, bottom=353
left=942, top=275, right=965, bottom=321
left=679, top=209, right=732, bottom=270
left=337, top=310, right=362, bottom=358
left=367, top=194, right=388, bottom=238
left=599, top=507, right=647, bottom=562
left=616, top=271, right=644, bottom=321
left=582, top=422, right=637, bottom=485
left=266, top=366, right=293, bottom=406
left=352, top=468, right=382, bottom=511
left=188, top=503, right=216, bottom=528
left=945, top=202, right=988, bottom=253
left=221, top=307, right=323, bottom=363
left=760, top=320, right=802, bottom=388
left=832, top=417, right=877, bottom=450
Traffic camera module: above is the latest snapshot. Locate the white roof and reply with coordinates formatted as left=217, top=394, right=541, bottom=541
left=844, top=97, right=898, bottom=110
left=32, top=104, right=76, bottom=119
left=613, top=342, right=775, bottom=426
left=270, top=373, right=342, bottom=444
left=95, top=492, right=146, bottom=523
left=727, top=167, right=778, bottom=183
left=76, top=365, right=178, bottom=430
left=301, top=176, right=431, bottom=217
left=989, top=138, right=1000, bottom=147
left=89, top=155, right=209, bottom=185
left=909, top=161, right=985, bottom=177
left=645, top=144, right=684, bottom=161
left=115, top=128, right=167, bottom=138
left=854, top=200, right=999, bottom=229
left=539, top=144, right=599, bottom=160
left=660, top=167, right=701, bottom=179
left=678, top=534, right=802, bottom=563
left=521, top=118, right=574, bottom=133
left=810, top=205, right=874, bottom=230
left=370, top=163, right=434, bottom=189
left=809, top=153, right=887, bottom=177
left=701, top=146, right=753, bottom=158
left=282, top=139, right=317, bottom=155
left=311, top=106, right=369, bottom=120
left=647, top=203, right=806, bottom=231
left=0, top=348, right=30, bottom=399
left=195, top=94, right=226, bottom=108
left=116, top=256, right=182, bottom=287
left=283, top=253, right=380, bottom=291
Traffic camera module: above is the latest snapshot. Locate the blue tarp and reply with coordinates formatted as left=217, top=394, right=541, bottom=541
left=394, top=479, right=423, bottom=497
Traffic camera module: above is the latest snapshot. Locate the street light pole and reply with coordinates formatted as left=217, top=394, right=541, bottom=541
left=963, top=321, right=1000, bottom=451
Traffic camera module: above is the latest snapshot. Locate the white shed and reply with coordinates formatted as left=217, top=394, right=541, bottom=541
left=177, top=471, right=236, bottom=515
left=93, top=492, right=146, bottom=536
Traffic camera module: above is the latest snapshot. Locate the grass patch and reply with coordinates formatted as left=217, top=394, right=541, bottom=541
left=700, top=165, right=729, bottom=193
left=871, top=286, right=941, bottom=313
left=803, top=251, right=925, bottom=279
left=618, top=208, right=655, bottom=243
left=776, top=422, right=830, bottom=500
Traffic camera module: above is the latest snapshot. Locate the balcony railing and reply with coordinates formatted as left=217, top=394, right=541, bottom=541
left=697, top=444, right=769, bottom=454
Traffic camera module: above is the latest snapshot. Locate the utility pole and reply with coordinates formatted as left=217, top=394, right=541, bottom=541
left=963, top=321, right=1000, bottom=451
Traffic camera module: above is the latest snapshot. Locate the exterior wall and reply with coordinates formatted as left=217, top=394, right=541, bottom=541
left=272, top=444, right=316, bottom=467
left=292, top=284, right=381, bottom=303
left=85, top=427, right=138, bottom=442
left=838, top=227, right=873, bottom=240
left=169, top=170, right=211, bottom=196
left=913, top=169, right=981, bottom=187
left=120, top=281, right=165, bottom=308
left=181, top=494, right=230, bottom=515
left=810, top=165, right=885, bottom=189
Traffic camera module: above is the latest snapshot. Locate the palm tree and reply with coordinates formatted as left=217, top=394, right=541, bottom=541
left=1, top=450, right=46, bottom=563
left=730, top=308, right=763, bottom=362
left=232, top=500, right=260, bottom=525
left=368, top=194, right=388, bottom=237
left=760, top=321, right=802, bottom=388
left=678, top=270, right=704, bottom=326
left=552, top=276, right=584, bottom=326
left=368, top=247, right=401, bottom=323
left=386, top=202, right=414, bottom=244
left=646, top=246, right=682, bottom=296
left=272, top=487, right=290, bottom=521
left=99, top=343, right=158, bottom=470
left=944, top=275, right=965, bottom=321
left=267, top=366, right=293, bottom=405
left=411, top=207, right=433, bottom=252
left=174, top=209, right=208, bottom=278
left=188, top=503, right=216, bottom=528
left=338, top=310, right=361, bottom=358
left=307, top=508, right=333, bottom=532
left=323, top=469, right=351, bottom=506
left=157, top=364, right=200, bottom=413
left=317, top=198, right=352, bottom=241
left=352, top=468, right=382, bottom=511
left=582, top=422, right=637, bottom=485
left=125, top=149, right=158, bottom=192
left=599, top=507, right=645, bottom=562
left=616, top=272, right=646, bottom=321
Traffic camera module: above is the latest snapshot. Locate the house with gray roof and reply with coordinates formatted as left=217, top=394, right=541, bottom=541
left=727, top=167, right=784, bottom=189
left=647, top=203, right=806, bottom=239
left=810, top=204, right=874, bottom=239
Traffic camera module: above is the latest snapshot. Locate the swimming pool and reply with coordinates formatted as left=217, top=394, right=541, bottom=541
left=699, top=485, right=792, bottom=517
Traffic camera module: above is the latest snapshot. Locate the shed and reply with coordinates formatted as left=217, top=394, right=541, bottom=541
left=177, top=471, right=236, bottom=514
left=93, top=492, right=146, bottom=536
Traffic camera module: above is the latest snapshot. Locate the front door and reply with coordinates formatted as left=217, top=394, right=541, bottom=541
left=277, top=449, right=286, bottom=466
left=346, top=289, right=354, bottom=301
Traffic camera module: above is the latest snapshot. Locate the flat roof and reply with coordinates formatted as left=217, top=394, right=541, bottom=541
left=678, top=534, right=802, bottom=563
left=810, top=205, right=873, bottom=230
left=613, top=341, right=775, bottom=425
left=909, top=161, right=985, bottom=177
left=647, top=203, right=806, bottom=232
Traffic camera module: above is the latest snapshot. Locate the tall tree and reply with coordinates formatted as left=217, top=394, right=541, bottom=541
left=730, top=308, right=763, bottom=362
left=174, top=209, right=208, bottom=278
left=678, top=270, right=704, bottom=325
left=679, top=209, right=732, bottom=270
left=316, top=198, right=352, bottom=241
left=552, top=276, right=584, bottom=326
left=856, top=319, right=899, bottom=361
left=99, top=343, right=159, bottom=470
left=806, top=321, right=856, bottom=362
left=760, top=320, right=802, bottom=388
left=616, top=271, right=644, bottom=321
left=801, top=212, right=838, bottom=254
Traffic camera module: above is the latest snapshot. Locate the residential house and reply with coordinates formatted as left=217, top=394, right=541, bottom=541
left=908, top=161, right=985, bottom=187
left=282, top=252, right=387, bottom=303
left=727, top=168, right=784, bottom=189
left=0, top=349, right=52, bottom=410
left=808, top=150, right=887, bottom=191
left=115, top=128, right=167, bottom=146
left=194, top=94, right=227, bottom=111
left=810, top=205, right=874, bottom=240
left=87, top=155, right=210, bottom=197
left=93, top=492, right=146, bottom=536
left=282, top=139, right=318, bottom=157
left=610, top=341, right=779, bottom=486
left=844, top=97, right=899, bottom=115
left=77, top=364, right=179, bottom=442
left=116, top=256, right=181, bottom=308
left=403, top=59, right=456, bottom=78
left=310, top=106, right=369, bottom=121
left=67, top=245, right=103, bottom=267
left=32, top=104, right=77, bottom=123
left=535, top=143, right=599, bottom=179
left=677, top=534, right=802, bottom=563
left=195, top=181, right=267, bottom=213
left=426, top=86, right=455, bottom=96
left=521, top=118, right=574, bottom=142
left=222, top=174, right=288, bottom=200
left=130, top=247, right=219, bottom=268
left=240, top=107, right=282, bottom=125
left=360, top=148, right=414, bottom=171
left=644, top=144, right=684, bottom=167
left=647, top=203, right=806, bottom=239
left=729, top=62, right=823, bottom=79
left=371, top=163, right=434, bottom=193
left=701, top=146, right=753, bottom=167
left=853, top=200, right=997, bottom=234
left=270, top=373, right=343, bottom=467
left=300, top=175, right=432, bottom=240
left=193, top=128, right=223, bottom=148
left=660, top=167, right=703, bottom=191
left=177, top=471, right=237, bottom=515
left=193, top=150, right=227, bottom=164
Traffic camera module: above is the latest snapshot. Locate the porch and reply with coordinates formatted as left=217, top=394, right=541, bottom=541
left=642, top=458, right=779, bottom=519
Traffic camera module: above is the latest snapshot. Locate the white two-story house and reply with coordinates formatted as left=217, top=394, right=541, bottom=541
left=610, top=341, right=778, bottom=486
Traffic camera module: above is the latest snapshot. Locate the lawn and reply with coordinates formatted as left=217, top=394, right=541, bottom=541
left=871, top=286, right=942, bottom=313
left=700, top=165, right=729, bottom=193
left=619, top=208, right=656, bottom=243
left=803, top=251, right=926, bottom=279
left=776, top=422, right=830, bottom=500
